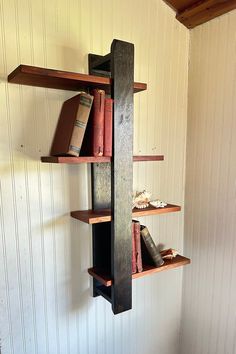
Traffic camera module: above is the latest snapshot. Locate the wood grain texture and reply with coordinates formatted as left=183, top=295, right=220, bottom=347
left=133, top=155, right=164, bottom=161
left=163, top=0, right=236, bottom=28
left=176, top=0, right=236, bottom=29
left=41, top=156, right=111, bottom=163
left=8, top=65, right=147, bottom=93
left=163, top=0, right=197, bottom=12
left=41, top=155, right=164, bottom=163
left=88, top=255, right=191, bottom=286
left=110, top=40, right=134, bottom=314
left=70, top=204, right=181, bottom=224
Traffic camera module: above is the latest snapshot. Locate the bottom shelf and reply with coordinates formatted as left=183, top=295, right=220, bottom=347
left=88, top=255, right=190, bottom=287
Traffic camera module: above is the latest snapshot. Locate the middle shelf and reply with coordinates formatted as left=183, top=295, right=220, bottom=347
left=71, top=204, right=181, bottom=224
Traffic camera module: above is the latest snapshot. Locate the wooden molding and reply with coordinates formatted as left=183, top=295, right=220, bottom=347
left=176, top=0, right=236, bottom=29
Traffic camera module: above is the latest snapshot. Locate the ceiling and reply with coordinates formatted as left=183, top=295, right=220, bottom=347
left=163, top=0, right=236, bottom=28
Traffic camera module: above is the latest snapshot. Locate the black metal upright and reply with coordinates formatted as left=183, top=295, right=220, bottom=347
left=88, top=39, right=134, bottom=314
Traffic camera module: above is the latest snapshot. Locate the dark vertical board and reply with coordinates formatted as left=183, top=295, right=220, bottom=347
left=89, top=57, right=112, bottom=299
left=91, top=222, right=111, bottom=300
left=110, top=40, right=134, bottom=314
left=91, top=163, right=111, bottom=210
left=88, top=53, right=111, bottom=77
left=92, top=223, right=111, bottom=270
left=89, top=41, right=134, bottom=313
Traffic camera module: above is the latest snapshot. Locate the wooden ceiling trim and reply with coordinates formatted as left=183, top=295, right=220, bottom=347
left=163, top=0, right=197, bottom=12
left=176, top=0, right=236, bottom=29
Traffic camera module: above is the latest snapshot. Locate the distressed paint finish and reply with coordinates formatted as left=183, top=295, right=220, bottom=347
left=110, top=40, right=134, bottom=314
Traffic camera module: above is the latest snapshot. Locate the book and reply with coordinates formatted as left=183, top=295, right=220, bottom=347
left=50, top=92, right=93, bottom=156
left=133, top=220, right=143, bottom=272
left=140, top=225, right=164, bottom=267
left=91, top=88, right=105, bottom=156
left=104, top=98, right=113, bottom=157
left=131, top=222, right=137, bottom=274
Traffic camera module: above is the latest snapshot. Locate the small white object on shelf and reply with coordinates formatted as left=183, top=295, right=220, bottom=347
left=149, top=199, right=167, bottom=208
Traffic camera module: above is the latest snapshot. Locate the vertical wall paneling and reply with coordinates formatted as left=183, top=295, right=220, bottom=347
left=180, top=10, right=236, bottom=354
left=0, top=0, right=189, bottom=353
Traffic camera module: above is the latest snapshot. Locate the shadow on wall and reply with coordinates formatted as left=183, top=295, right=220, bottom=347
left=0, top=43, right=89, bottom=160
left=1, top=44, right=96, bottom=314
left=68, top=163, right=93, bottom=312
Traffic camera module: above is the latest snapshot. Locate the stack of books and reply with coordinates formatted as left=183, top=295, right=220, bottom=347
left=131, top=221, right=177, bottom=274
left=50, top=89, right=113, bottom=157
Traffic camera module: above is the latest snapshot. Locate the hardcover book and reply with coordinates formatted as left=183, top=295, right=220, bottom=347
left=140, top=225, right=164, bottom=267
left=132, top=222, right=137, bottom=274
left=104, top=98, right=113, bottom=157
left=91, top=88, right=105, bottom=156
left=133, top=220, right=143, bottom=272
left=50, top=92, right=93, bottom=156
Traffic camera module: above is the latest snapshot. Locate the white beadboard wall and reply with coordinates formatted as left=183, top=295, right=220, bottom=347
left=180, top=10, right=236, bottom=354
left=0, top=1, right=189, bottom=353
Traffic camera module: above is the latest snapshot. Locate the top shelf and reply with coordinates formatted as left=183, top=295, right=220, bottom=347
left=8, top=65, right=147, bottom=93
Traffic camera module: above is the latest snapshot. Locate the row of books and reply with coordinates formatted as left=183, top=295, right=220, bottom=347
left=50, top=89, right=113, bottom=157
left=132, top=221, right=178, bottom=274
left=132, top=221, right=163, bottom=273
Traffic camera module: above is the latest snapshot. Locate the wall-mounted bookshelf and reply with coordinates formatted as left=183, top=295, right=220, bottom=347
left=8, top=39, right=190, bottom=315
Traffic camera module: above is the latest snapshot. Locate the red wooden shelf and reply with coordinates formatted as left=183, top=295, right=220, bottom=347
left=8, top=65, right=147, bottom=93
left=41, top=156, right=111, bottom=164
left=133, top=155, right=164, bottom=161
left=41, top=155, right=164, bottom=164
left=88, top=255, right=191, bottom=287
left=71, top=204, right=181, bottom=224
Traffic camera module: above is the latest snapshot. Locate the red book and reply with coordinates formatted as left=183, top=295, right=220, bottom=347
left=104, top=98, right=113, bottom=157
left=91, top=89, right=105, bottom=156
left=50, top=93, right=93, bottom=156
left=132, top=222, right=137, bottom=274
left=133, top=220, right=143, bottom=273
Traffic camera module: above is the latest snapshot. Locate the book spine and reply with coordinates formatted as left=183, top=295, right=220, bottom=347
left=133, top=220, right=143, bottom=272
left=132, top=222, right=137, bottom=274
left=68, top=93, right=94, bottom=156
left=140, top=226, right=164, bottom=267
left=104, top=98, right=113, bottom=157
left=91, top=89, right=105, bottom=156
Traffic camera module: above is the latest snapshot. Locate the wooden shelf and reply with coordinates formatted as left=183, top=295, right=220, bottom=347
left=8, top=65, right=147, bottom=93
left=71, top=204, right=181, bottom=224
left=88, top=255, right=191, bottom=287
left=41, top=156, right=111, bottom=164
left=41, top=155, right=164, bottom=164
left=133, top=155, right=164, bottom=162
